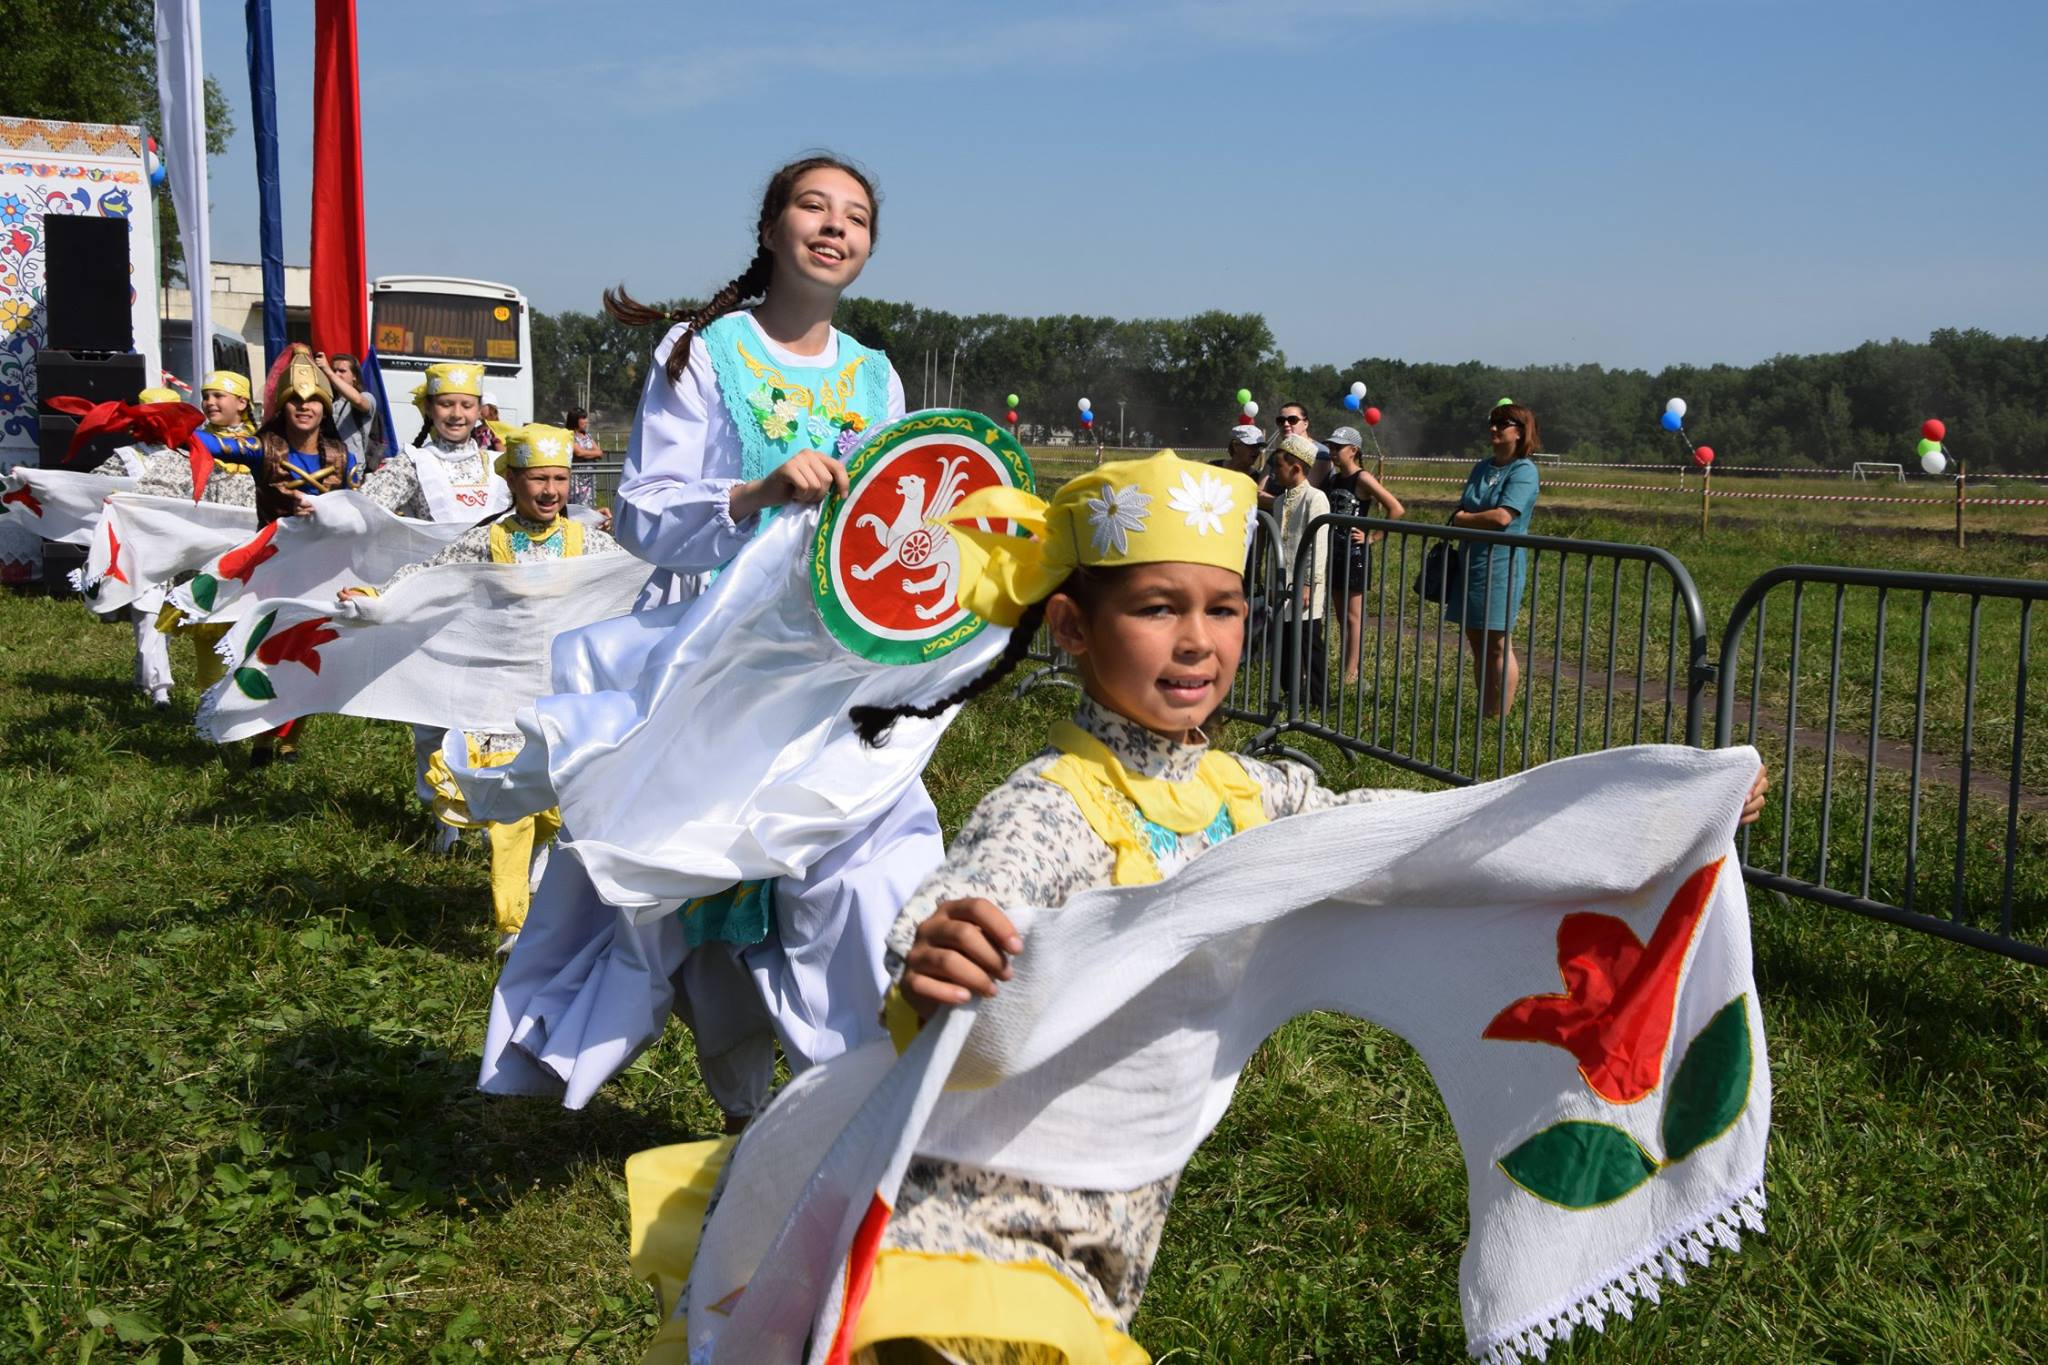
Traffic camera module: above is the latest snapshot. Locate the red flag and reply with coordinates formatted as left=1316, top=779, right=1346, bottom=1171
left=310, top=0, right=367, bottom=355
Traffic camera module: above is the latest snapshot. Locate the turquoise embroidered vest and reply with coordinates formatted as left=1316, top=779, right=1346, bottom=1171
left=697, top=313, right=891, bottom=530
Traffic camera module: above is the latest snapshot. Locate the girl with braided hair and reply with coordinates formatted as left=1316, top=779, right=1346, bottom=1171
left=484, top=155, right=926, bottom=1131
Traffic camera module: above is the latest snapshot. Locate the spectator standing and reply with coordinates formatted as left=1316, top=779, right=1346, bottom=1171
left=1446, top=402, right=1541, bottom=716
left=1271, top=433, right=1330, bottom=706
left=567, top=406, right=603, bottom=506
left=1274, top=401, right=1328, bottom=487
left=1319, top=425, right=1405, bottom=685
left=317, top=351, right=383, bottom=469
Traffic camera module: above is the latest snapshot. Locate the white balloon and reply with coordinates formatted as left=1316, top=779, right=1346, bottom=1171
left=1349, top=381, right=1367, bottom=399
left=1921, top=450, right=1948, bottom=475
left=1242, top=401, right=1259, bottom=419
left=1666, top=397, right=1687, bottom=417
left=1078, top=397, right=1092, bottom=412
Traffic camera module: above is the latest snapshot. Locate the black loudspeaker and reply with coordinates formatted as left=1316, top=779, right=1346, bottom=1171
left=43, top=214, right=133, bottom=351
left=35, top=349, right=146, bottom=413
left=34, top=349, right=147, bottom=470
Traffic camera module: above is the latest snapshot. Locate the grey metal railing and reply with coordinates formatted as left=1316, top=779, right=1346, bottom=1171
left=1713, top=565, right=2046, bottom=966
left=1271, top=514, right=1712, bottom=786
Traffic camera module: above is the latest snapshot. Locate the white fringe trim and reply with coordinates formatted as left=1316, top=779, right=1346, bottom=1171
left=189, top=626, right=247, bottom=744
left=1471, top=1176, right=1766, bottom=1365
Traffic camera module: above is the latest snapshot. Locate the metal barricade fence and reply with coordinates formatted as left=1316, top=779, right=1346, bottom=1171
left=580, top=460, right=627, bottom=507
left=1273, top=515, right=1711, bottom=786
left=1713, top=566, right=2047, bottom=966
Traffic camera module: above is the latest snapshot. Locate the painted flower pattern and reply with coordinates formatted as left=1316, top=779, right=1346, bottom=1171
left=0, top=299, right=31, bottom=336
left=1085, top=482, right=1153, bottom=558
left=0, top=195, right=25, bottom=226
left=1168, top=469, right=1236, bottom=537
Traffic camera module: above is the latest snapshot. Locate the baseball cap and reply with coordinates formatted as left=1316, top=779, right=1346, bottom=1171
left=482, top=390, right=503, bottom=407
left=1229, top=424, right=1264, bottom=446
left=1323, top=426, right=1363, bottom=449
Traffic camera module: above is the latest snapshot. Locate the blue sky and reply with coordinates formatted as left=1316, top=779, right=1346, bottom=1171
left=192, top=0, right=2047, bottom=371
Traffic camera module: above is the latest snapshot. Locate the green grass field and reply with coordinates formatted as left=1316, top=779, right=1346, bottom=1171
left=2, top=487, right=2045, bottom=1362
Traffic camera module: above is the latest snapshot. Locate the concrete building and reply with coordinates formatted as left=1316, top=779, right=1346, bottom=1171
left=162, top=260, right=312, bottom=383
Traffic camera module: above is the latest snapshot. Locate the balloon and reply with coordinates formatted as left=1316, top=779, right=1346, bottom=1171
left=1666, top=397, right=1687, bottom=418
left=1364, top=407, right=1382, bottom=426
left=1343, top=393, right=1361, bottom=411
left=1693, top=445, right=1715, bottom=467
left=1660, top=410, right=1683, bottom=432
left=1922, top=418, right=1946, bottom=443
left=1242, top=401, right=1259, bottom=419
left=1078, top=397, right=1091, bottom=412
left=1005, top=410, right=1018, bottom=423
left=1006, top=393, right=1020, bottom=409
left=1495, top=397, right=1514, bottom=408
left=1080, top=411, right=1094, bottom=424
left=1349, top=381, right=1367, bottom=399
left=1921, top=450, right=1947, bottom=475
left=1916, top=437, right=1942, bottom=457
left=1236, top=388, right=1252, bottom=405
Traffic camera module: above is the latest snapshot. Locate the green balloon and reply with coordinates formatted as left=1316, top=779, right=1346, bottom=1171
left=1496, top=397, right=1515, bottom=408
left=1917, top=437, right=1942, bottom=456
left=1236, top=388, right=1252, bottom=405
left=1006, top=393, right=1020, bottom=409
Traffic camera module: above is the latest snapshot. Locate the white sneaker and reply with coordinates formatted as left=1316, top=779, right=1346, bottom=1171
left=496, top=931, right=519, bottom=957
left=149, top=686, right=172, bottom=711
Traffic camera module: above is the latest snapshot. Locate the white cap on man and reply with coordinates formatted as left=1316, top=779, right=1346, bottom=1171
left=1230, top=423, right=1264, bottom=446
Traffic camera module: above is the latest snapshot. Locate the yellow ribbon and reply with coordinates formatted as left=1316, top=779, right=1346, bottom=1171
left=942, top=484, right=1071, bottom=628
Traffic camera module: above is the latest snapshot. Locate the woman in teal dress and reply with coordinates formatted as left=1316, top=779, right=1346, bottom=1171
left=1444, top=402, right=1540, bottom=716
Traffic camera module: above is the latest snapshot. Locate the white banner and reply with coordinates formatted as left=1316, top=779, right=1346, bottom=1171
left=0, top=465, right=137, bottom=546
left=154, top=0, right=210, bottom=386
left=73, top=492, right=256, bottom=616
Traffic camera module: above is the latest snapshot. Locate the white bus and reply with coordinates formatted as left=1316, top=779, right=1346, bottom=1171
left=370, top=275, right=533, bottom=448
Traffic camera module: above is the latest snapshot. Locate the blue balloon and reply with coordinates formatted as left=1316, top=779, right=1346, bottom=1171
left=1660, top=410, right=1683, bottom=432
left=1080, top=411, right=1094, bottom=424
left=1343, top=393, right=1362, bottom=411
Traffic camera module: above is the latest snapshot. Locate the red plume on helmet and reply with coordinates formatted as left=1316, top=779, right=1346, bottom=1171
left=45, top=395, right=213, bottom=501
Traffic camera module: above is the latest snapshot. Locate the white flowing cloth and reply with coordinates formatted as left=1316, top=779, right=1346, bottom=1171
left=450, top=508, right=1004, bottom=916
left=193, top=552, right=652, bottom=742
left=0, top=465, right=138, bottom=546
left=166, top=491, right=473, bottom=624
left=678, top=745, right=1771, bottom=1365
left=71, top=492, right=257, bottom=616
left=466, top=507, right=1001, bottom=1110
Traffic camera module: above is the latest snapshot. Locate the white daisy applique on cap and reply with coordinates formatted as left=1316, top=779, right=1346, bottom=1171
left=1169, top=469, right=1235, bottom=536
left=1086, top=483, right=1153, bottom=557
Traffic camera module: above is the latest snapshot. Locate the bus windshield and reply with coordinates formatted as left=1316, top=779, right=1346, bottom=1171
left=372, top=292, right=522, bottom=366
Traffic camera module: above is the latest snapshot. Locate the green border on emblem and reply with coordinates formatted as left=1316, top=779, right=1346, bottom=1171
left=813, top=409, right=1035, bottom=665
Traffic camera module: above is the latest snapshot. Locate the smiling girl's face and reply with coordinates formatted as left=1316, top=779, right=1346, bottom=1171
left=1047, top=562, right=1247, bottom=740
left=765, top=168, right=873, bottom=294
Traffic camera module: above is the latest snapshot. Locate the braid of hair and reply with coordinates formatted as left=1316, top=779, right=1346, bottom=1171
left=850, top=598, right=1051, bottom=747
left=658, top=248, right=773, bottom=385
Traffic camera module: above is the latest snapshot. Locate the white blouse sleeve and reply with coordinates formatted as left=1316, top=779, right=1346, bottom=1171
left=613, top=325, right=760, bottom=573
left=885, top=363, right=907, bottom=421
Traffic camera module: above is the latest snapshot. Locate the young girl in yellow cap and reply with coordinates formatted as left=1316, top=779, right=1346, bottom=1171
left=344, top=424, right=623, bottom=948
left=360, top=361, right=510, bottom=523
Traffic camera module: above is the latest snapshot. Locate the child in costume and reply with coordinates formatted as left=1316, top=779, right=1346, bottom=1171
left=344, top=423, right=624, bottom=951
left=360, top=362, right=510, bottom=523
left=486, top=154, right=916, bottom=1128
left=780, top=450, right=1767, bottom=1363
left=132, top=374, right=263, bottom=702
left=255, top=345, right=362, bottom=526
left=91, top=385, right=195, bottom=707
left=360, top=361, right=513, bottom=812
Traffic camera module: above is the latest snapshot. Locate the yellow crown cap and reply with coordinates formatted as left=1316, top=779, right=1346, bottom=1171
left=493, top=423, right=576, bottom=478
left=941, top=449, right=1256, bottom=628
left=202, top=371, right=251, bottom=401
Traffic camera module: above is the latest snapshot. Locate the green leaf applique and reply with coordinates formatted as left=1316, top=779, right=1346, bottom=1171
left=1498, top=1120, right=1659, bottom=1209
left=244, top=608, right=278, bottom=653
left=189, top=573, right=218, bottom=611
left=232, top=667, right=276, bottom=701
left=1662, top=995, right=1753, bottom=1164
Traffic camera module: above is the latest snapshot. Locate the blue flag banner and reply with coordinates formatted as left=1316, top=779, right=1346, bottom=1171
left=244, top=0, right=287, bottom=366
left=359, top=347, right=400, bottom=465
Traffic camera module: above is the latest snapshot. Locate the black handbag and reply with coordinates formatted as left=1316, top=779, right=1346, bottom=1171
left=1413, top=514, right=1464, bottom=604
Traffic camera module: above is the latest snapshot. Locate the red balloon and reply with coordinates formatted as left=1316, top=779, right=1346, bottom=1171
left=1006, top=410, right=1018, bottom=423
left=1922, top=418, right=1946, bottom=442
left=1364, top=407, right=1382, bottom=426
left=1694, top=445, right=1715, bottom=467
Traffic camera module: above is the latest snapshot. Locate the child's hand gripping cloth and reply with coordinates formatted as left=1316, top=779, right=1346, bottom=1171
left=166, top=490, right=481, bottom=623
left=661, top=743, right=1770, bottom=1365
left=0, top=465, right=138, bottom=546
left=192, top=551, right=651, bottom=742
left=68, top=491, right=257, bottom=616
left=446, top=505, right=1007, bottom=919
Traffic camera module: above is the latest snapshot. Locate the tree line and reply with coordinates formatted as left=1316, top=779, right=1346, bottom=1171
left=534, top=302, right=2048, bottom=473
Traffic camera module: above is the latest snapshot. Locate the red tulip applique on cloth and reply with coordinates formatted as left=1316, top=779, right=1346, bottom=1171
left=185, top=523, right=280, bottom=612
left=1, top=485, right=42, bottom=518
left=230, top=611, right=339, bottom=701
left=1484, top=858, right=1722, bottom=1104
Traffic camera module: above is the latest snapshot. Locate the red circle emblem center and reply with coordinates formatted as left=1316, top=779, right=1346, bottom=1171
left=832, top=439, right=1011, bottom=637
